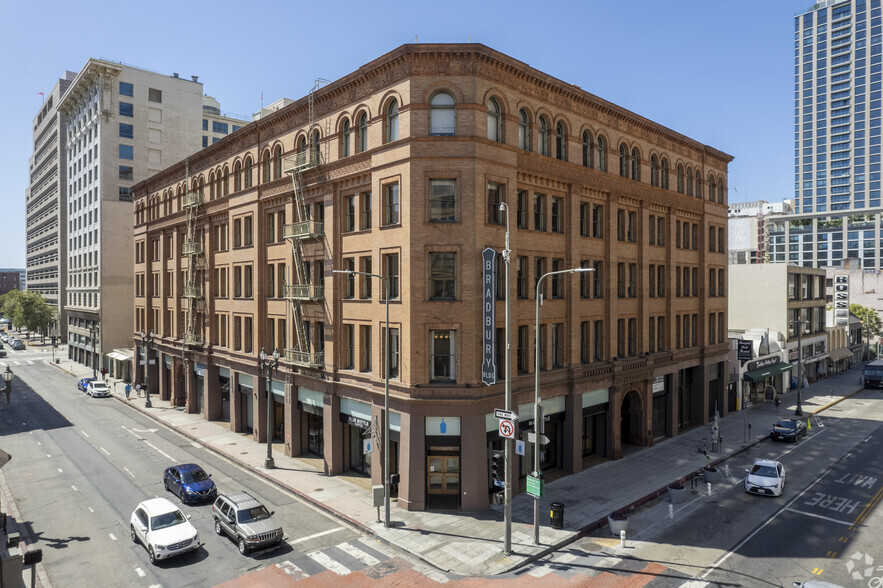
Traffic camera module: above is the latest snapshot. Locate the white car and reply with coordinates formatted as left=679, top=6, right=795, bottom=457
left=130, top=497, right=200, bottom=564
left=87, top=380, right=110, bottom=398
left=744, top=458, right=786, bottom=497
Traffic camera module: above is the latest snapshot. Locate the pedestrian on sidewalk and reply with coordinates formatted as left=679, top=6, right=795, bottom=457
left=135, top=382, right=142, bottom=398
left=125, top=382, right=131, bottom=400
left=774, top=396, right=781, bottom=412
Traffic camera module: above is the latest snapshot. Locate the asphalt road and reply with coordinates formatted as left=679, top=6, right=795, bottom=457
left=589, top=390, right=883, bottom=588
left=0, top=352, right=395, bottom=586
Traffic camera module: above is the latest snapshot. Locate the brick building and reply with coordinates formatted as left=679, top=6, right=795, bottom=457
left=132, top=44, right=731, bottom=512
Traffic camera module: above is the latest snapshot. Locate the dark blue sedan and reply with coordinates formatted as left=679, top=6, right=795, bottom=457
left=77, top=377, right=96, bottom=392
left=163, top=464, right=217, bottom=504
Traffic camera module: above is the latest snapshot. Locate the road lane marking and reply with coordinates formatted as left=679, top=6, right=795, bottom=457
left=36, top=442, right=41, bottom=446
left=850, top=486, right=883, bottom=530
left=71, top=485, right=77, bottom=491
left=784, top=507, right=856, bottom=526
left=100, top=447, right=110, bottom=456
left=88, top=507, right=93, bottom=513
left=287, top=527, right=344, bottom=545
left=307, top=550, right=350, bottom=575
left=57, top=469, right=62, bottom=473
left=109, top=533, right=117, bottom=541
left=135, top=568, right=145, bottom=577
left=143, top=441, right=176, bottom=462
left=46, top=454, right=51, bottom=458
left=80, top=431, right=90, bottom=438
left=124, top=467, right=135, bottom=477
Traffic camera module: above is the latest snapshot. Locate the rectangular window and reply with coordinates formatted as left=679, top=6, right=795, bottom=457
left=628, top=263, right=637, bottom=297
left=551, top=258, right=564, bottom=298
left=343, top=324, right=355, bottom=369
left=233, top=266, right=242, bottom=298
left=244, top=265, right=254, bottom=298
left=580, top=203, right=589, bottom=236
left=517, top=256, right=528, bottom=299
left=212, top=121, right=229, bottom=134
left=593, top=261, right=604, bottom=298
left=580, top=321, right=590, bottom=363
left=649, top=265, right=656, bottom=297
left=649, top=317, right=656, bottom=353
left=383, top=252, right=400, bottom=300
left=148, top=88, right=162, bottom=103
left=360, top=192, right=372, bottom=229
left=551, top=197, right=563, bottom=233
left=244, top=215, right=253, bottom=246
left=617, top=209, right=626, bottom=241
left=119, top=102, right=133, bottom=117
left=657, top=216, right=665, bottom=245
left=344, top=258, right=355, bottom=298
left=344, top=195, right=356, bottom=232
left=119, top=123, right=133, bottom=139
left=657, top=316, right=665, bottom=351
left=360, top=325, right=372, bottom=372
left=430, top=330, right=456, bottom=381
left=244, top=316, right=253, bottom=354
left=627, top=211, right=637, bottom=242
left=119, top=81, right=133, bottom=96
left=617, top=318, right=626, bottom=357
left=428, top=179, right=456, bottom=222
left=534, top=257, right=546, bottom=299
left=360, top=257, right=372, bottom=299
left=552, top=323, right=564, bottom=367
left=534, top=194, right=546, bottom=231
left=649, top=215, right=656, bottom=245
left=429, top=252, right=456, bottom=299
left=517, top=325, right=529, bottom=373
left=517, top=190, right=528, bottom=229
left=657, top=264, right=665, bottom=296
left=202, top=119, right=208, bottom=131
left=119, top=144, right=133, bottom=160
left=617, top=262, right=626, bottom=298
left=628, top=318, right=637, bottom=356
left=580, top=260, right=591, bottom=298
left=383, top=183, right=400, bottom=225
left=119, top=166, right=133, bottom=181
left=384, top=327, right=400, bottom=379
left=594, top=320, right=604, bottom=361
left=487, top=183, right=503, bottom=225
left=592, top=204, right=604, bottom=238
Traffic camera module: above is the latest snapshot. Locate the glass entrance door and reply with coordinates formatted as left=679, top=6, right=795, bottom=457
left=427, top=456, right=460, bottom=496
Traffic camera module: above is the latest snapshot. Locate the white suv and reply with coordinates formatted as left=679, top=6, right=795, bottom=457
left=87, top=380, right=110, bottom=398
left=130, top=497, right=200, bottom=564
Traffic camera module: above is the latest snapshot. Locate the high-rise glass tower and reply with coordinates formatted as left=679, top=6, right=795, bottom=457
left=773, top=0, right=883, bottom=268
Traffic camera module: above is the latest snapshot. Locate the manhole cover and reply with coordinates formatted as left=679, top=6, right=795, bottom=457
left=315, top=488, right=324, bottom=492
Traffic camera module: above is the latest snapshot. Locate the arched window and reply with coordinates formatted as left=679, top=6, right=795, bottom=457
left=518, top=109, right=530, bottom=151
left=311, top=130, right=320, bottom=163
left=233, top=161, right=241, bottom=192
left=582, top=132, right=593, bottom=168
left=717, top=177, right=725, bottom=203
left=631, top=147, right=640, bottom=181
left=430, top=92, right=455, bottom=136
left=695, top=174, right=702, bottom=199
left=341, top=119, right=351, bottom=157
left=223, top=166, right=229, bottom=197
left=597, top=136, right=607, bottom=171
left=677, top=163, right=685, bottom=193
left=538, top=116, right=549, bottom=156
left=197, top=177, right=204, bottom=198
left=273, top=145, right=282, bottom=180
left=386, top=99, right=399, bottom=142
left=215, top=169, right=222, bottom=198
left=358, top=112, right=368, bottom=153
left=650, top=155, right=659, bottom=186
left=555, top=122, right=567, bottom=161
left=298, top=136, right=307, bottom=154
left=244, top=156, right=253, bottom=188
left=208, top=171, right=216, bottom=200
left=709, top=174, right=717, bottom=201
left=619, top=144, right=628, bottom=177
left=660, top=158, right=669, bottom=189
left=686, top=167, right=693, bottom=196
left=487, top=98, right=501, bottom=142
left=262, top=150, right=271, bottom=183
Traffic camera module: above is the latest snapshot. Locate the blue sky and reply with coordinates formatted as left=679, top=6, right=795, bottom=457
left=0, top=0, right=808, bottom=268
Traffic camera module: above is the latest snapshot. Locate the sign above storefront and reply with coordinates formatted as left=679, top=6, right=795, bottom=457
left=748, top=356, right=780, bottom=371
left=738, top=340, right=753, bottom=362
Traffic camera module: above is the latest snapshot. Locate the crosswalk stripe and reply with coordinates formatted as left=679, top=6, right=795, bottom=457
left=307, top=550, right=351, bottom=575
left=276, top=560, right=308, bottom=580
left=337, top=542, right=380, bottom=567
left=527, top=565, right=554, bottom=578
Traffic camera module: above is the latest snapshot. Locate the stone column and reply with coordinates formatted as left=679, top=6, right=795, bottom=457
left=324, top=393, right=343, bottom=475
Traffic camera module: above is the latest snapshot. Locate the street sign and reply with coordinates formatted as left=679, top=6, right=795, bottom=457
left=0, top=448, right=11, bottom=469
left=494, top=408, right=518, bottom=421
left=139, top=359, right=157, bottom=366
left=515, top=440, right=525, bottom=456
left=499, top=419, right=515, bottom=439
left=527, top=432, right=550, bottom=445
left=526, top=473, right=544, bottom=498
left=481, top=247, right=496, bottom=386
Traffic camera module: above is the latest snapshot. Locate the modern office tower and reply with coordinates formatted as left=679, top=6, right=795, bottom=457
left=58, top=58, right=247, bottom=373
left=781, top=0, right=883, bottom=268
left=26, top=71, right=77, bottom=337
left=132, top=44, right=731, bottom=512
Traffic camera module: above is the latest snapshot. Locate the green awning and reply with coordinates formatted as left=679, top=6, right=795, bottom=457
left=742, top=362, right=793, bottom=383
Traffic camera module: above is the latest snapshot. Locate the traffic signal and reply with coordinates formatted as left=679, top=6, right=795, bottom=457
left=490, top=449, right=504, bottom=484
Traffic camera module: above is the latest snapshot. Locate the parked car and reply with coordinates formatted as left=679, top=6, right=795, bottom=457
left=163, top=464, right=217, bottom=504
left=0, top=349, right=6, bottom=358
left=87, top=380, right=110, bottom=398
left=771, top=418, right=807, bottom=442
left=744, top=458, right=786, bottom=497
left=130, top=497, right=200, bottom=564
left=212, top=491, right=283, bottom=554
left=77, top=377, right=96, bottom=392
left=10, top=339, right=25, bottom=350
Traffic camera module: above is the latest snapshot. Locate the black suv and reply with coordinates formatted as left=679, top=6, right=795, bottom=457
left=212, top=492, right=283, bottom=554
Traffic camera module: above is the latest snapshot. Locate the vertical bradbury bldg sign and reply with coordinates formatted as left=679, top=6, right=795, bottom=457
left=482, top=248, right=496, bottom=385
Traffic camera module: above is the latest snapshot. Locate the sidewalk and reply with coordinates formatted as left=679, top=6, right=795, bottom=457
left=49, top=356, right=864, bottom=577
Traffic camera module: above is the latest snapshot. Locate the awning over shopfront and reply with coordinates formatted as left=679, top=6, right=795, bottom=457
left=107, top=352, right=131, bottom=361
left=828, top=348, right=852, bottom=361
left=742, top=361, right=793, bottom=382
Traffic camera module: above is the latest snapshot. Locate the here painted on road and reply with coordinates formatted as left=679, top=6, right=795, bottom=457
left=804, top=492, right=863, bottom=515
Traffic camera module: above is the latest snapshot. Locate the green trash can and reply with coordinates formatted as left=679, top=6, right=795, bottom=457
left=550, top=502, right=564, bottom=529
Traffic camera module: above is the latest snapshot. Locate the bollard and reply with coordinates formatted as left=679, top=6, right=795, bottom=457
left=706, top=482, right=711, bottom=496
left=724, top=464, right=730, bottom=478
left=620, top=529, right=626, bottom=548
left=668, top=504, right=674, bottom=519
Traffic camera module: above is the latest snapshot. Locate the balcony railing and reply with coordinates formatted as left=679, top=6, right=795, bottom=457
left=183, top=332, right=204, bottom=346
left=282, top=150, right=321, bottom=174
left=183, top=192, right=204, bottom=208
left=182, top=285, right=204, bottom=298
left=282, top=220, right=324, bottom=240
left=284, top=348, right=324, bottom=368
left=283, top=283, right=324, bottom=301
left=182, top=241, right=204, bottom=256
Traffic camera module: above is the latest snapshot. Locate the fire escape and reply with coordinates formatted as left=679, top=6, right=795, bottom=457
left=282, top=80, right=328, bottom=369
left=182, top=163, right=206, bottom=348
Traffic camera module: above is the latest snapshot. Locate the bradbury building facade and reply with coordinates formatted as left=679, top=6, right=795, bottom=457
left=132, top=44, right=731, bottom=512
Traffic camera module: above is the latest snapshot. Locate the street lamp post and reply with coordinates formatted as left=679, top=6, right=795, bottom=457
left=140, top=330, right=154, bottom=408
left=2, top=366, right=13, bottom=405
left=533, top=266, right=592, bottom=545
left=498, top=202, right=513, bottom=555
left=89, top=324, right=98, bottom=379
left=790, top=319, right=808, bottom=417
left=333, top=268, right=391, bottom=528
left=259, top=347, right=281, bottom=469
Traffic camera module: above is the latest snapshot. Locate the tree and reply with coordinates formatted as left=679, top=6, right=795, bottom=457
left=0, top=290, right=56, bottom=339
left=850, top=304, right=882, bottom=359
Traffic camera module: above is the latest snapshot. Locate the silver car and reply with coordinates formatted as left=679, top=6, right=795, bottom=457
left=212, top=491, right=283, bottom=554
left=87, top=380, right=110, bottom=398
